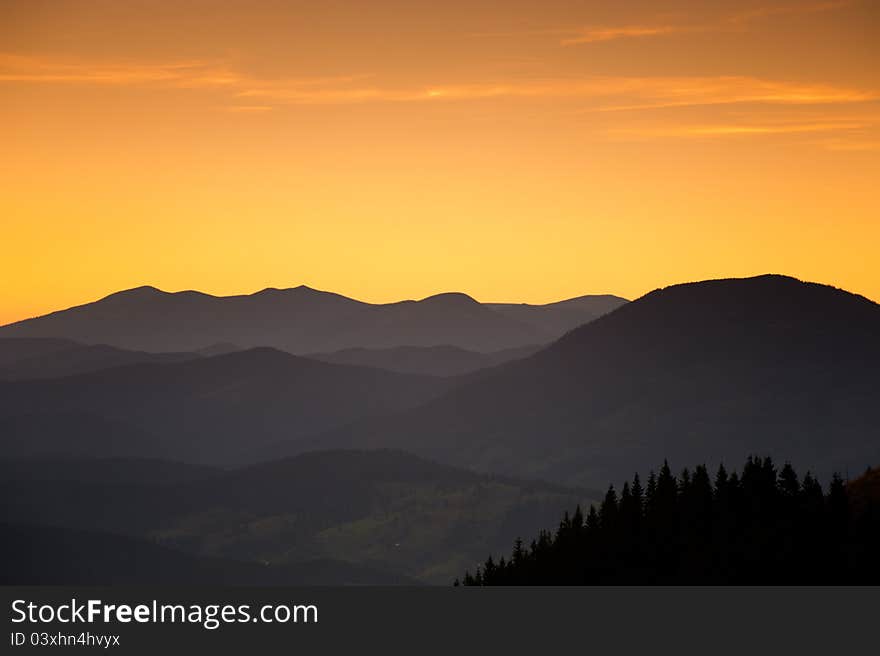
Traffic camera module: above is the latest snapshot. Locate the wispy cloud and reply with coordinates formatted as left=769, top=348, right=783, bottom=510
left=1, top=54, right=875, bottom=118
left=728, top=0, right=854, bottom=25
left=560, top=0, right=854, bottom=46
left=240, top=75, right=876, bottom=109
left=816, top=137, right=880, bottom=151
left=0, top=53, right=242, bottom=87
left=222, top=105, right=274, bottom=113
left=609, top=119, right=870, bottom=139
left=594, top=76, right=877, bottom=111
left=560, top=25, right=683, bottom=46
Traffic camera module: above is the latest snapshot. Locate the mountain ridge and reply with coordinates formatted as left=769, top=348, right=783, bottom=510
left=0, top=285, right=627, bottom=354
left=0, top=347, right=452, bottom=464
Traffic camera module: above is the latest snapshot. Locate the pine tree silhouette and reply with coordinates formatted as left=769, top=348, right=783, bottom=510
left=461, top=456, right=880, bottom=585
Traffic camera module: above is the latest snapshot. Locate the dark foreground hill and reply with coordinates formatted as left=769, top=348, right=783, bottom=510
left=0, top=348, right=450, bottom=464
left=0, top=285, right=626, bottom=353
left=0, top=523, right=414, bottom=585
left=314, top=275, right=880, bottom=487
left=0, top=451, right=596, bottom=584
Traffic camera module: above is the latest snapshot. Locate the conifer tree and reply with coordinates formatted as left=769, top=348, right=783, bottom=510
left=600, top=485, right=618, bottom=530
left=631, top=473, right=644, bottom=518
left=461, top=456, right=877, bottom=586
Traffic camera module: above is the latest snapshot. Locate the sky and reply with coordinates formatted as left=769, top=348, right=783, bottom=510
left=2, top=0, right=879, bottom=323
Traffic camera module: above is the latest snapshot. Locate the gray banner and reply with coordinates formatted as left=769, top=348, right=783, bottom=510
left=2, top=586, right=874, bottom=654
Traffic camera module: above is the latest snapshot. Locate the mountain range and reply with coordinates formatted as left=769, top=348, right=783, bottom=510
left=0, top=338, right=541, bottom=380
left=0, top=348, right=450, bottom=463
left=0, top=286, right=627, bottom=353
left=2, top=273, right=878, bottom=584
left=0, top=338, right=198, bottom=381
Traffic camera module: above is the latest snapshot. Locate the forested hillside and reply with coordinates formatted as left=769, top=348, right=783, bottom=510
left=460, top=457, right=880, bottom=585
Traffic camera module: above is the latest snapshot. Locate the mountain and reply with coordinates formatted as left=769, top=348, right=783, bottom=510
left=485, top=294, right=629, bottom=338
left=310, top=275, right=880, bottom=488
left=0, top=451, right=596, bottom=584
left=0, top=348, right=450, bottom=464
left=308, top=344, right=542, bottom=377
left=0, top=523, right=414, bottom=585
left=195, top=342, right=242, bottom=356
left=0, top=338, right=199, bottom=381
left=0, top=285, right=626, bottom=353
left=0, top=337, right=81, bottom=364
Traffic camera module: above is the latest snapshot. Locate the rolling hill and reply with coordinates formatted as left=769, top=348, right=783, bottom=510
left=0, top=348, right=450, bottom=463
left=308, top=344, right=542, bottom=377
left=0, top=338, right=198, bottom=381
left=0, top=451, right=596, bottom=584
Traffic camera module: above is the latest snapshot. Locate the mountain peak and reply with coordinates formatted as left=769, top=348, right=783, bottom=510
left=553, top=273, right=879, bottom=355
left=419, top=292, right=480, bottom=306
left=642, top=274, right=874, bottom=311
left=103, top=285, right=166, bottom=300
left=254, top=284, right=323, bottom=297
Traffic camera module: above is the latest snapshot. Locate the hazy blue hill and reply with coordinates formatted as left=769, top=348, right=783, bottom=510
left=0, top=337, right=81, bottom=364
left=485, top=294, right=628, bottom=338
left=308, top=343, right=542, bottom=376
left=0, top=285, right=624, bottom=353
left=195, top=342, right=242, bottom=356
left=0, top=338, right=199, bottom=381
left=0, top=348, right=451, bottom=464
left=0, top=411, right=162, bottom=460
left=312, top=275, right=880, bottom=488
left=0, top=451, right=596, bottom=584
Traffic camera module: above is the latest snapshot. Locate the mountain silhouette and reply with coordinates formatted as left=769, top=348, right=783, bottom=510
left=0, top=338, right=198, bottom=381
left=0, top=337, right=81, bottom=364
left=0, top=348, right=450, bottom=463
left=0, top=285, right=626, bottom=353
left=311, top=275, right=880, bottom=487
left=485, top=294, right=631, bottom=338
left=195, top=342, right=242, bottom=356
left=308, top=344, right=542, bottom=376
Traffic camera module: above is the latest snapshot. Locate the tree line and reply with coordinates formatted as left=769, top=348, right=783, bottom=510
left=458, top=456, right=880, bottom=585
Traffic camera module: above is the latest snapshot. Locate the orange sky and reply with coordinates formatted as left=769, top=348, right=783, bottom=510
left=2, top=0, right=879, bottom=324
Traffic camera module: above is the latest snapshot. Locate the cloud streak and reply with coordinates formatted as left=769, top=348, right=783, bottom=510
left=0, top=54, right=242, bottom=87
left=594, top=76, right=877, bottom=111
left=1, top=54, right=875, bottom=125
left=560, top=25, right=683, bottom=46
left=728, top=0, right=854, bottom=25
left=608, top=120, right=870, bottom=139
left=560, top=0, right=855, bottom=46
left=238, top=75, right=876, bottom=109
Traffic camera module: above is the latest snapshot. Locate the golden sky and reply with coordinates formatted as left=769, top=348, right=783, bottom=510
left=2, top=0, right=879, bottom=323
